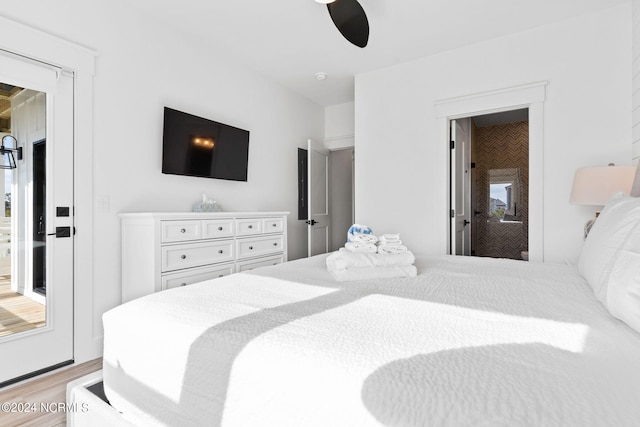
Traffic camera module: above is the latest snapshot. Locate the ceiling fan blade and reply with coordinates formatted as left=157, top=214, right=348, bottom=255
left=327, top=0, right=369, bottom=48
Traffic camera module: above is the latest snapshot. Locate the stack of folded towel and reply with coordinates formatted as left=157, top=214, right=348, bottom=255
left=328, top=225, right=416, bottom=281
left=345, top=224, right=378, bottom=253
left=376, top=233, right=409, bottom=255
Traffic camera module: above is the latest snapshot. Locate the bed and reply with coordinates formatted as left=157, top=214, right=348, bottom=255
left=82, top=170, right=640, bottom=427
left=96, top=257, right=640, bottom=425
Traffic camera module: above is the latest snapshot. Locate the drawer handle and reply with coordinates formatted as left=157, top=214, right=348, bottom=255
left=180, top=282, right=187, bottom=287
left=272, top=223, right=277, bottom=227
left=218, top=274, right=224, bottom=278
left=218, top=226, right=223, bottom=231
left=273, top=243, right=278, bottom=246
left=181, top=255, right=186, bottom=259
left=248, top=225, right=253, bottom=229
left=218, top=250, right=224, bottom=254
left=180, top=228, right=186, bottom=233
left=249, top=246, right=253, bottom=250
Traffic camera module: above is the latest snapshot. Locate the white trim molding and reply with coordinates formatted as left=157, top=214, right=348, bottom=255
left=435, top=81, right=547, bottom=262
left=324, top=134, right=355, bottom=150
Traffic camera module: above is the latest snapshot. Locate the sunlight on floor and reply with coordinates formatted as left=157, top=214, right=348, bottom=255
left=0, top=277, right=46, bottom=337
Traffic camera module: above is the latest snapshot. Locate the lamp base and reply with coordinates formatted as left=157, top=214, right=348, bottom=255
left=583, top=211, right=600, bottom=240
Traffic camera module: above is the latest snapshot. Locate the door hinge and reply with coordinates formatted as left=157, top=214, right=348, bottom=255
left=471, top=162, right=476, bottom=168
left=450, top=209, right=455, bottom=218
left=450, top=140, right=455, bottom=149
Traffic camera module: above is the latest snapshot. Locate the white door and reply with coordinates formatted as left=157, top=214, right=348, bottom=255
left=450, top=119, right=471, bottom=256
left=0, top=52, right=74, bottom=384
left=307, top=139, right=330, bottom=256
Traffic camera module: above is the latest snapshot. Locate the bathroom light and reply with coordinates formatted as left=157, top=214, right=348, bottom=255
left=192, top=137, right=215, bottom=148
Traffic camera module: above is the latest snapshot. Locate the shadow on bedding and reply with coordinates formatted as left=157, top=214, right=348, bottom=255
left=105, top=285, right=375, bottom=426
left=360, top=343, right=636, bottom=427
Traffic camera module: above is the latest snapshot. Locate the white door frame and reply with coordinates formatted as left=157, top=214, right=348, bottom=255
left=0, top=16, right=98, bottom=362
left=450, top=118, right=472, bottom=256
left=307, top=139, right=330, bottom=257
left=435, top=81, right=547, bottom=262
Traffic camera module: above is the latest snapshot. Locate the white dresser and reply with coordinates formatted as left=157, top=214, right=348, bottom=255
left=120, top=212, right=288, bottom=302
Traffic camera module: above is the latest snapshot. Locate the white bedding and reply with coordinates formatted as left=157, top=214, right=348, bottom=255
left=102, top=254, right=640, bottom=426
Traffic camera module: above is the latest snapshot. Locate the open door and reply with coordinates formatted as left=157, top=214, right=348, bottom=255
left=450, top=119, right=471, bottom=255
left=307, top=139, right=330, bottom=256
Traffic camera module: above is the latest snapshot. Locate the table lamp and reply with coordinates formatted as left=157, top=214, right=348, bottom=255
left=570, top=164, right=637, bottom=238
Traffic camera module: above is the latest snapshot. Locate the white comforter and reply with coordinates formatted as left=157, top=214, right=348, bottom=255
left=102, top=255, right=640, bottom=427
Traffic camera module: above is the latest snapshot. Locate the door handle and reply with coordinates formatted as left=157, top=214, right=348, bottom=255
left=37, top=216, right=46, bottom=235
left=463, top=220, right=471, bottom=226
left=305, top=219, right=318, bottom=225
left=47, top=226, right=72, bottom=238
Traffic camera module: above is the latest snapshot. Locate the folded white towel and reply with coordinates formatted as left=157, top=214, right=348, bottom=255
left=326, top=250, right=416, bottom=271
left=378, top=239, right=402, bottom=246
left=378, top=234, right=401, bottom=246
left=330, top=265, right=418, bottom=282
left=378, top=244, right=409, bottom=254
left=344, top=241, right=378, bottom=253
left=351, top=233, right=378, bottom=244
left=379, top=233, right=400, bottom=241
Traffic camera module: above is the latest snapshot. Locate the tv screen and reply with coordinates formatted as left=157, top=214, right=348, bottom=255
left=162, top=107, right=250, bottom=182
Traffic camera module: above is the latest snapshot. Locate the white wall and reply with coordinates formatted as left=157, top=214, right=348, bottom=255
left=325, top=101, right=355, bottom=150
left=2, top=1, right=323, bottom=361
left=355, top=4, right=632, bottom=263
left=633, top=0, right=640, bottom=164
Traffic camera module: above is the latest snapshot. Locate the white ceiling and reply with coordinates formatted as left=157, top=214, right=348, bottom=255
left=131, top=0, right=628, bottom=107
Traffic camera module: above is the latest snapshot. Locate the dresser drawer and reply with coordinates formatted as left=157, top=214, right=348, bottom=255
left=202, top=219, right=235, bottom=239
left=236, top=218, right=262, bottom=236
left=161, top=263, right=234, bottom=290
left=236, top=235, right=284, bottom=259
left=161, top=240, right=234, bottom=272
left=162, top=220, right=201, bottom=243
left=262, top=217, right=284, bottom=233
left=236, top=255, right=284, bottom=272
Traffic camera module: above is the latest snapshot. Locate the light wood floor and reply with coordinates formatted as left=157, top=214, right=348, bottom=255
left=0, top=358, right=102, bottom=427
left=0, top=278, right=46, bottom=338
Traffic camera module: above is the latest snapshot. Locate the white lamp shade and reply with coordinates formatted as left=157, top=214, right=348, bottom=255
left=570, top=166, right=638, bottom=205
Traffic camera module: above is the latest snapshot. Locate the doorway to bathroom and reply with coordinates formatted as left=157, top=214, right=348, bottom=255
left=450, top=108, right=529, bottom=261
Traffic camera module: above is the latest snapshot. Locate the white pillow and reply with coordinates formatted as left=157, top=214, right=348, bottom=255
left=577, top=193, right=640, bottom=304
left=604, top=215, right=640, bottom=333
left=606, top=248, right=640, bottom=333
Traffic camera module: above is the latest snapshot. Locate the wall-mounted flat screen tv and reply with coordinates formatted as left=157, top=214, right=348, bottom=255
left=162, top=107, right=250, bottom=182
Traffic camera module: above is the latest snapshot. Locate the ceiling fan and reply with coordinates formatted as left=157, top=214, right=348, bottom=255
left=316, top=0, right=370, bottom=48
